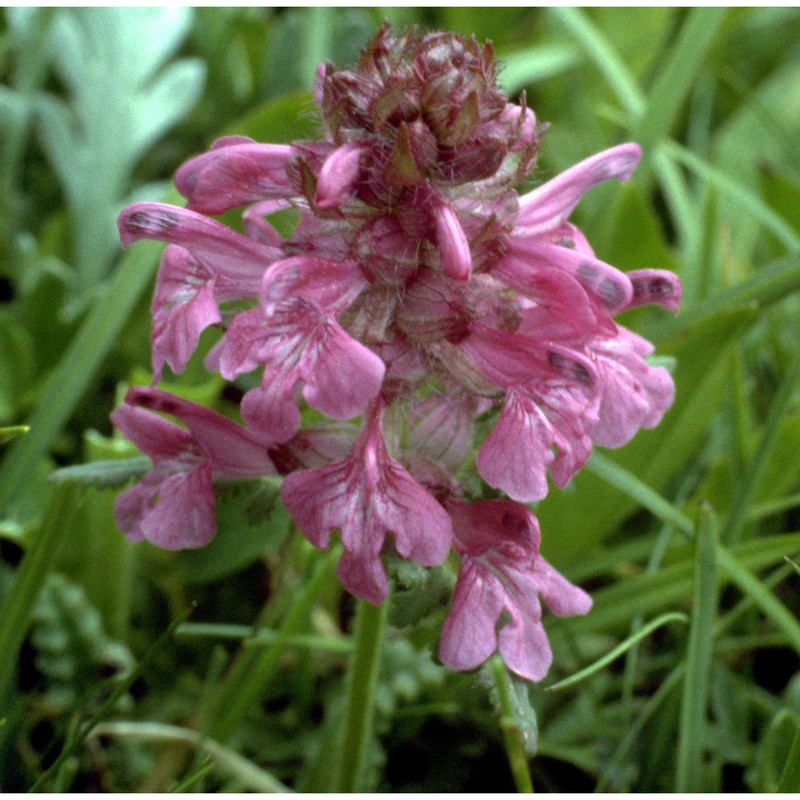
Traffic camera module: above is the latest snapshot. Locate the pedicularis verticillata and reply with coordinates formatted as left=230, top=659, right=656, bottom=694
left=113, top=25, right=680, bottom=681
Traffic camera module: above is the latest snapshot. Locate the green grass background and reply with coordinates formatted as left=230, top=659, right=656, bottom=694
left=1, top=6, right=800, bottom=792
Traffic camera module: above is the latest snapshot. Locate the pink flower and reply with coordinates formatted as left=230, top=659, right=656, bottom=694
left=218, top=256, right=385, bottom=439
left=281, top=400, right=453, bottom=604
left=440, top=500, right=592, bottom=682
left=111, top=387, right=276, bottom=549
left=114, top=24, right=681, bottom=681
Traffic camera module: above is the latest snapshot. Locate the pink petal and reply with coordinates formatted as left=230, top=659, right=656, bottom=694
left=504, top=238, right=633, bottom=316
left=260, top=256, right=367, bottom=316
left=110, top=403, right=195, bottom=461
left=626, top=269, right=682, bottom=313
left=300, top=319, right=385, bottom=420
left=240, top=381, right=302, bottom=443
left=477, top=390, right=554, bottom=502
left=534, top=556, right=593, bottom=617
left=174, top=140, right=298, bottom=214
left=497, top=598, right=553, bottom=682
left=585, top=331, right=675, bottom=448
left=118, top=203, right=278, bottom=293
left=435, top=203, right=472, bottom=282
left=314, top=143, right=364, bottom=209
left=122, top=387, right=277, bottom=477
left=439, top=560, right=506, bottom=671
left=138, top=465, right=216, bottom=550
left=150, top=246, right=222, bottom=381
left=517, top=143, right=641, bottom=232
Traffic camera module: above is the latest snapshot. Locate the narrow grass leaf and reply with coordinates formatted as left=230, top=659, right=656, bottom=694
left=90, top=721, right=292, bottom=793
left=662, top=141, right=800, bottom=251
left=632, top=8, right=726, bottom=156
left=550, top=7, right=643, bottom=118
left=721, top=342, right=800, bottom=545
left=717, top=547, right=800, bottom=656
left=0, top=236, right=164, bottom=514
left=777, top=724, right=800, bottom=793
left=0, top=483, right=77, bottom=701
left=29, top=605, right=195, bottom=792
left=548, top=611, right=688, bottom=692
left=586, top=450, right=694, bottom=537
left=676, top=504, right=719, bottom=792
left=496, top=43, right=581, bottom=95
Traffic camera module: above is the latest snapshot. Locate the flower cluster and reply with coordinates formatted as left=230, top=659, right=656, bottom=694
left=113, top=25, right=680, bottom=682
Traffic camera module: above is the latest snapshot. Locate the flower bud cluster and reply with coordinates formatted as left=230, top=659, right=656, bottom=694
left=113, top=24, right=680, bottom=681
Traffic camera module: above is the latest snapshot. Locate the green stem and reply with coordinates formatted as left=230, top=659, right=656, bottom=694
left=490, top=657, right=535, bottom=793
left=334, top=594, right=390, bottom=793
left=211, top=546, right=339, bottom=743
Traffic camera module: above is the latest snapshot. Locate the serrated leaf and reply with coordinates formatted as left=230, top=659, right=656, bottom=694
left=172, top=478, right=290, bottom=584
left=48, top=457, right=151, bottom=488
left=34, top=8, right=206, bottom=300
left=388, top=565, right=452, bottom=629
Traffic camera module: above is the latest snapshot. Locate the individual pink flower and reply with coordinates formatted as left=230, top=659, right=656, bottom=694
left=280, top=399, right=453, bottom=604
left=440, top=500, right=592, bottom=682
left=217, top=256, right=385, bottom=440
left=111, top=387, right=277, bottom=549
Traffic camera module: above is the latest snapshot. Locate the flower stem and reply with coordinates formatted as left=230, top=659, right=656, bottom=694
left=490, top=656, right=535, bottom=793
left=334, top=593, right=390, bottom=793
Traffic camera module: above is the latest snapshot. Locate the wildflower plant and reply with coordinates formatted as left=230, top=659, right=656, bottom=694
left=113, top=24, right=680, bottom=684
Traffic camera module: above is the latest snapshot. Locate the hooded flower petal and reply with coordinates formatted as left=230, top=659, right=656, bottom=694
left=440, top=500, right=591, bottom=681
left=281, top=402, right=453, bottom=603
left=516, top=143, right=641, bottom=233
left=150, top=245, right=222, bottom=381
left=111, top=388, right=276, bottom=549
left=119, top=203, right=279, bottom=294
left=585, top=328, right=675, bottom=448
left=175, top=138, right=298, bottom=214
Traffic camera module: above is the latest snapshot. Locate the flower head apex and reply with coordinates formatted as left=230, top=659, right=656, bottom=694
left=114, top=24, right=681, bottom=682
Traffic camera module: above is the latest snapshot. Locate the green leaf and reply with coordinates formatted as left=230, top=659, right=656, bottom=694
left=172, top=478, right=290, bottom=584
left=48, top=457, right=151, bottom=489
left=756, top=710, right=800, bottom=792
left=35, top=8, right=206, bottom=299
left=676, top=505, right=719, bottom=792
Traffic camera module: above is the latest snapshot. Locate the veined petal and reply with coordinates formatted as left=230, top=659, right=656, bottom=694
left=585, top=329, right=676, bottom=448
left=260, top=256, right=368, bottom=316
left=300, top=319, right=385, bottom=420
left=110, top=403, right=195, bottom=461
left=477, top=390, right=554, bottom=502
left=534, top=556, right=593, bottom=617
left=123, top=387, right=277, bottom=477
left=517, top=143, right=641, bottom=232
left=281, top=404, right=452, bottom=603
left=137, top=465, right=216, bottom=550
left=460, top=323, right=596, bottom=391
left=439, top=560, right=506, bottom=670
left=150, top=246, right=222, bottom=381
left=175, top=139, right=298, bottom=214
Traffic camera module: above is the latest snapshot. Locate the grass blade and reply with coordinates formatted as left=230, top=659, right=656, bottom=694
left=675, top=504, right=719, bottom=791
left=548, top=611, right=688, bottom=692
